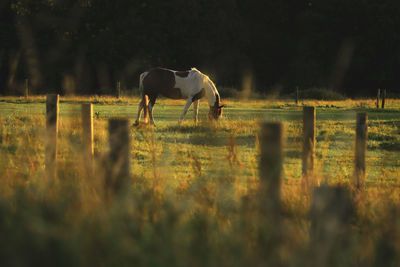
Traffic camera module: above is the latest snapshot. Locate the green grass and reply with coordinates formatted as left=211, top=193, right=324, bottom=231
left=1, top=96, right=400, bottom=266
left=2, top=96, right=400, bottom=186
left=2, top=96, right=400, bottom=192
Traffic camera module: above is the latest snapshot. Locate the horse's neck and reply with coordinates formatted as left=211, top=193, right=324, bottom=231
left=203, top=80, right=218, bottom=107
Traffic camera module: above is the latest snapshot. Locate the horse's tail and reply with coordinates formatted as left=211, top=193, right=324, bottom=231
left=139, top=71, right=148, bottom=93
left=139, top=71, right=150, bottom=122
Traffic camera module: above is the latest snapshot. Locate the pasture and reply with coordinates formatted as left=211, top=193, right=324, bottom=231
left=1, top=96, right=400, bottom=266
left=2, top=96, right=400, bottom=185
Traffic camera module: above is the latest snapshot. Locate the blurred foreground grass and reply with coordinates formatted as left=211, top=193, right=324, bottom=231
left=1, top=96, right=400, bottom=266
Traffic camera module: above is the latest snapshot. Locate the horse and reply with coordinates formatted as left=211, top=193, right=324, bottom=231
left=133, top=67, right=224, bottom=126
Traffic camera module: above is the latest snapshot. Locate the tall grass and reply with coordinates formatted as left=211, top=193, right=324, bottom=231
left=1, top=97, right=400, bottom=266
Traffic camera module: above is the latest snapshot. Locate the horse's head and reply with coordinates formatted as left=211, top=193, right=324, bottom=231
left=203, top=75, right=224, bottom=120
left=209, top=104, right=225, bottom=120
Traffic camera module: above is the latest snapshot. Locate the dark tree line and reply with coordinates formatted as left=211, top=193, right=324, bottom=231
left=1, top=0, right=400, bottom=97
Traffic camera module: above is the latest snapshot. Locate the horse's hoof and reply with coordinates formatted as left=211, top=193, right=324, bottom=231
left=132, top=121, right=139, bottom=127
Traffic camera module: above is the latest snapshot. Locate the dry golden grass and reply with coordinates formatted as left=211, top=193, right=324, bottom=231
left=0, top=96, right=400, bottom=266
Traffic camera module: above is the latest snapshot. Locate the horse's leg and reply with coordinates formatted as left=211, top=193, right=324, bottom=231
left=193, top=99, right=199, bottom=124
left=178, top=98, right=193, bottom=124
left=143, top=95, right=149, bottom=124
left=148, top=96, right=157, bottom=126
left=133, top=96, right=145, bottom=126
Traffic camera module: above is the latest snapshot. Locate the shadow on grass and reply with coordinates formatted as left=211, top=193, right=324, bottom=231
left=368, top=132, right=398, bottom=142
left=285, top=148, right=302, bottom=158
left=161, top=134, right=256, bottom=147
left=157, top=124, right=232, bottom=134
left=378, top=142, right=400, bottom=151
left=351, top=108, right=400, bottom=113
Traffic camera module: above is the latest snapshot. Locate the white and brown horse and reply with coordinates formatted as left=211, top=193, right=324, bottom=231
left=134, top=67, right=224, bottom=126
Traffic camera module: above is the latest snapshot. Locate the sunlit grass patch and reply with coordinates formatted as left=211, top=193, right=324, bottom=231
left=1, top=96, right=400, bottom=265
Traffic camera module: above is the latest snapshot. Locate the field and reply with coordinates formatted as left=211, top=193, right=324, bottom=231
left=1, top=96, right=400, bottom=266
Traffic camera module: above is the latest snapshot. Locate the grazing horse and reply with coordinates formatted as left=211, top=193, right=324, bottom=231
left=134, top=67, right=224, bottom=126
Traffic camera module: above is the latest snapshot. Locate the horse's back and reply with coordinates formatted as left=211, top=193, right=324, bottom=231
left=140, top=68, right=174, bottom=98
left=142, top=67, right=202, bottom=100
left=174, top=71, right=202, bottom=97
left=143, top=68, right=174, bottom=88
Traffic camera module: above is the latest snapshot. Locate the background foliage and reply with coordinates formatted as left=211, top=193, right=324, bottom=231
left=1, top=0, right=400, bottom=96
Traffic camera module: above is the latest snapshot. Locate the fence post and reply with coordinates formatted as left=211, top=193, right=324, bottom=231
left=355, top=112, right=367, bottom=189
left=259, top=121, right=283, bottom=219
left=376, top=88, right=380, bottom=109
left=381, top=89, right=386, bottom=109
left=259, top=121, right=284, bottom=265
left=82, top=103, right=94, bottom=176
left=107, top=118, right=130, bottom=194
left=302, top=106, right=316, bottom=186
left=25, top=79, right=29, bottom=99
left=310, top=185, right=353, bottom=266
left=45, top=94, right=59, bottom=179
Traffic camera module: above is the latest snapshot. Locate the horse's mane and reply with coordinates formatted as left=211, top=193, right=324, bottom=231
left=190, top=68, right=220, bottom=104
left=190, top=67, right=208, bottom=81
left=204, top=75, right=220, bottom=106
left=190, top=67, right=211, bottom=82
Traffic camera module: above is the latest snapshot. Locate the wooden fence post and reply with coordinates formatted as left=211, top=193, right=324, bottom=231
left=259, top=121, right=283, bottom=219
left=258, top=121, right=284, bottom=265
left=82, top=103, right=94, bottom=176
left=376, top=88, right=380, bottom=109
left=310, top=185, right=353, bottom=266
left=107, top=118, right=130, bottom=194
left=381, top=89, right=386, bottom=109
left=45, top=94, right=59, bottom=179
left=355, top=113, right=367, bottom=189
left=302, top=106, right=316, bottom=186
left=25, top=79, right=29, bottom=99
